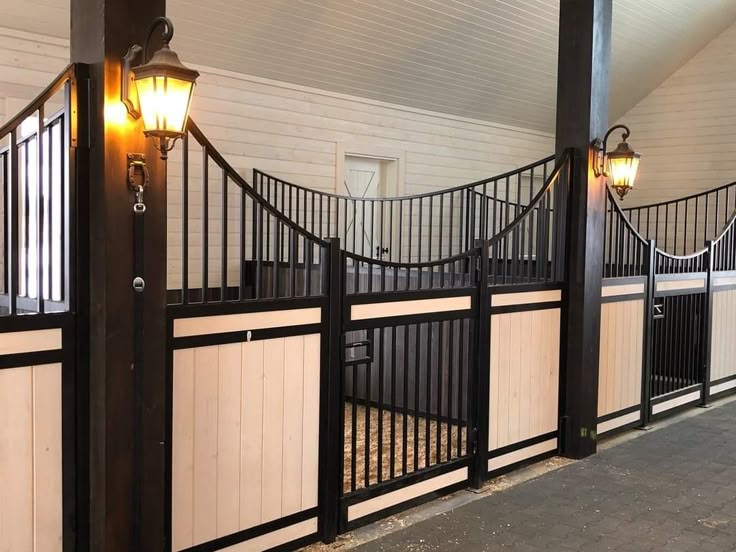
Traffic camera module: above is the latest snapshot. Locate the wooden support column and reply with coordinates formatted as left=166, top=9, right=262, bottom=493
left=70, top=0, right=167, bottom=549
left=555, top=0, right=613, bottom=459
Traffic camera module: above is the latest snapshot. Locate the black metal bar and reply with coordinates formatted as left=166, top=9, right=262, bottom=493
left=221, top=169, right=227, bottom=300
left=201, top=148, right=209, bottom=303
left=320, top=237, right=342, bottom=542
left=472, top=240, right=490, bottom=487
left=8, top=130, right=18, bottom=314
left=702, top=241, right=714, bottom=405
left=181, top=133, right=189, bottom=304
left=36, top=106, right=45, bottom=312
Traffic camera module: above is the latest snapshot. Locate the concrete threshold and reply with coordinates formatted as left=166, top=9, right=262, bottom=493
left=303, top=392, right=736, bottom=551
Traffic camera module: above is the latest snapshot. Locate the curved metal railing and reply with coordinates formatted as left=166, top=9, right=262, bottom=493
left=622, top=180, right=736, bottom=256
left=604, top=187, right=650, bottom=278
left=167, top=119, right=330, bottom=304
left=253, top=155, right=556, bottom=264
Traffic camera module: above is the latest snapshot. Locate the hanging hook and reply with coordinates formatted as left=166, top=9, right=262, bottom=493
left=128, top=153, right=149, bottom=213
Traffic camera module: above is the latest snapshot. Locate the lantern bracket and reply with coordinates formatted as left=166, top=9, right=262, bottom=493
left=592, top=124, right=631, bottom=178
left=121, top=45, right=143, bottom=119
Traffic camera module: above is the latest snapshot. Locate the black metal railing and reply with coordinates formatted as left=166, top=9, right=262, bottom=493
left=167, top=119, right=329, bottom=304
left=650, top=292, right=706, bottom=399
left=713, top=213, right=736, bottom=272
left=622, top=181, right=736, bottom=256
left=343, top=315, right=473, bottom=494
left=253, top=156, right=556, bottom=264
left=486, top=150, right=571, bottom=284
left=0, top=65, right=77, bottom=315
left=604, top=188, right=649, bottom=278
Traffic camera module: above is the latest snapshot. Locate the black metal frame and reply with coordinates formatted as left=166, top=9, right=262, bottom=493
left=0, top=64, right=83, bottom=551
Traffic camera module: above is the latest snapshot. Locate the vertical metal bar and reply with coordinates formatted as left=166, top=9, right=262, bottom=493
left=414, top=320, right=420, bottom=471
left=364, top=337, right=371, bottom=487
left=305, top=235, right=313, bottom=297
left=221, top=169, right=227, bottom=300
left=36, top=107, right=45, bottom=311
left=402, top=323, right=409, bottom=475
left=702, top=241, right=714, bottom=405
left=378, top=325, right=385, bottom=483
left=288, top=229, right=296, bottom=297
left=201, top=148, right=209, bottom=303
left=255, top=205, right=263, bottom=299
left=272, top=215, right=280, bottom=298
left=8, top=130, right=18, bottom=314
left=425, top=321, right=431, bottom=467
left=239, top=184, right=246, bottom=300
left=181, top=134, right=189, bottom=303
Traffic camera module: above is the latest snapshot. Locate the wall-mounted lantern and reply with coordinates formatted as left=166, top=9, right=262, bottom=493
left=121, top=16, right=199, bottom=160
left=593, top=124, right=641, bottom=200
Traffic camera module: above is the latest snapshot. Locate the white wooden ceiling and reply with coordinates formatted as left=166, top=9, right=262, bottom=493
left=5, top=0, right=736, bottom=132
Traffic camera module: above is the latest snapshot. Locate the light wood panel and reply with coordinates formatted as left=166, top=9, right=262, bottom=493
left=350, top=295, right=471, bottom=321
left=0, top=328, right=61, bottom=356
left=490, top=289, right=561, bottom=307
left=347, top=467, right=468, bottom=522
left=0, top=363, right=62, bottom=552
left=488, top=309, right=560, bottom=452
left=173, top=307, right=321, bottom=337
left=171, top=334, right=321, bottom=551
left=597, top=300, right=644, bottom=418
left=710, top=289, right=736, bottom=383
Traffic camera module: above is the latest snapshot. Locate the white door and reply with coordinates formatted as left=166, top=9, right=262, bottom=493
left=342, top=156, right=392, bottom=259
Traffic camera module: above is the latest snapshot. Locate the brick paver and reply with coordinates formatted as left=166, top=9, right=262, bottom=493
left=354, top=401, right=736, bottom=551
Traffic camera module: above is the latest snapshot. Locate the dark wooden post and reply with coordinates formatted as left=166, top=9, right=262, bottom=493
left=70, top=0, right=167, bottom=549
left=555, top=0, right=613, bottom=459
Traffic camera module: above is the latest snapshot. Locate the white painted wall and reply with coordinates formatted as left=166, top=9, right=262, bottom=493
left=0, top=26, right=555, bottom=290
left=617, top=20, right=736, bottom=208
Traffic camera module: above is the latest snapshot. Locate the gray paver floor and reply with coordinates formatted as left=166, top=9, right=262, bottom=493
left=354, top=401, right=736, bottom=551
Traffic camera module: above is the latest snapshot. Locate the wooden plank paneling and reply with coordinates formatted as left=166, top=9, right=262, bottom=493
left=488, top=308, right=560, bottom=452
left=217, top=343, right=242, bottom=536
left=0, top=363, right=63, bottom=552
left=172, top=349, right=196, bottom=551
left=240, top=341, right=265, bottom=531
left=172, top=332, right=321, bottom=550
left=597, top=300, right=644, bottom=418
left=301, top=334, right=321, bottom=510
left=261, top=338, right=285, bottom=523
left=0, top=365, right=34, bottom=552
left=31, top=363, right=62, bottom=551
left=281, top=336, right=305, bottom=516
left=192, top=346, right=219, bottom=544
left=710, top=289, right=736, bottom=382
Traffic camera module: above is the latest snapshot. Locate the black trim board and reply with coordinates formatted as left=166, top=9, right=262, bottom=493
left=491, top=301, right=561, bottom=314
left=596, top=404, right=640, bottom=424
left=168, top=296, right=327, bottom=320
left=178, top=508, right=318, bottom=552
left=0, top=349, right=64, bottom=370
left=487, top=431, right=558, bottom=459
